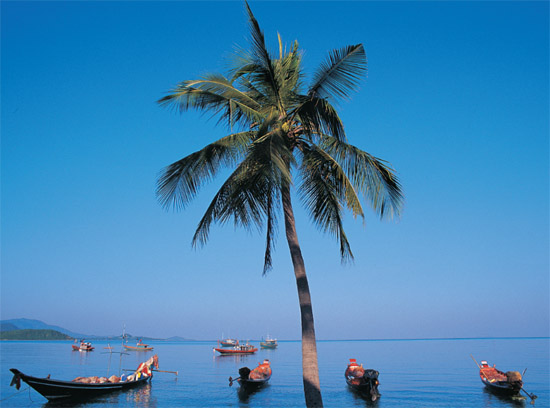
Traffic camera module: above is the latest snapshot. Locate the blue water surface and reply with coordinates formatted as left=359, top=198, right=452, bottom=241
left=0, top=338, right=548, bottom=407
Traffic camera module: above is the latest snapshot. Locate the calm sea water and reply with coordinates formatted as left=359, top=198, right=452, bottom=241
left=0, top=338, right=548, bottom=407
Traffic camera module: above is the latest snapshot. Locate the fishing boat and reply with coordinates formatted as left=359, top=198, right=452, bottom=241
left=259, top=336, right=278, bottom=349
left=72, top=341, right=94, bottom=352
left=471, top=355, right=537, bottom=403
left=9, top=355, right=158, bottom=402
left=220, top=338, right=238, bottom=347
left=214, top=343, right=257, bottom=355
left=478, top=360, right=523, bottom=397
left=345, top=358, right=381, bottom=402
left=123, top=339, right=153, bottom=351
left=229, top=359, right=272, bottom=390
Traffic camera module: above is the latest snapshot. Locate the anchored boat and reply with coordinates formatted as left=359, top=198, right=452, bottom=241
left=259, top=337, right=278, bottom=349
left=214, top=342, right=257, bottom=355
left=9, top=355, right=158, bottom=402
left=123, top=339, right=153, bottom=351
left=345, top=358, right=381, bottom=402
left=471, top=355, right=537, bottom=403
left=229, top=359, right=272, bottom=390
left=72, top=340, right=94, bottom=352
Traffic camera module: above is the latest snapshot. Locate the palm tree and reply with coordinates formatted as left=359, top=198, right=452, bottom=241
left=156, top=3, right=402, bottom=407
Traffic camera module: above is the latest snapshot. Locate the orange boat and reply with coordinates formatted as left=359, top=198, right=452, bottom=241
left=471, top=356, right=537, bottom=403
left=230, top=359, right=271, bottom=390
left=345, top=359, right=380, bottom=402
left=478, top=360, right=523, bottom=396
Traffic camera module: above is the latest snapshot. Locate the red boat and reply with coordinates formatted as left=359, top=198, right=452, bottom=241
left=230, top=359, right=272, bottom=390
left=345, top=358, right=381, bottom=402
left=219, top=338, right=238, bottom=347
left=214, top=343, right=257, bottom=355
left=471, top=356, right=537, bottom=403
left=72, top=341, right=94, bottom=352
left=478, top=360, right=523, bottom=397
left=124, top=339, right=153, bottom=351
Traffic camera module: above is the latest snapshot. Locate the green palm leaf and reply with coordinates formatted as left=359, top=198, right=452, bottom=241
left=322, top=136, right=403, bottom=218
left=309, top=44, right=367, bottom=101
left=156, top=132, right=253, bottom=210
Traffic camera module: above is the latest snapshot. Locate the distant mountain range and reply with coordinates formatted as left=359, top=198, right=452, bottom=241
left=1, top=318, right=88, bottom=339
left=0, top=318, right=193, bottom=341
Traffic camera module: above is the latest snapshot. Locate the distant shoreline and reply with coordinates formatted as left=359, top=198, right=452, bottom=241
left=1, top=336, right=547, bottom=342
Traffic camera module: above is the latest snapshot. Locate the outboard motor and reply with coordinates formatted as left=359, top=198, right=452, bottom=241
left=363, top=369, right=381, bottom=401
left=238, top=367, right=251, bottom=380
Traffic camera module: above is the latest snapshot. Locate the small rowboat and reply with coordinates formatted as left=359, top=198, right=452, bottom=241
left=229, top=359, right=271, bottom=390
left=345, top=359, right=381, bottom=402
left=214, top=343, right=257, bottom=355
left=478, top=360, right=523, bottom=397
left=9, top=355, right=158, bottom=402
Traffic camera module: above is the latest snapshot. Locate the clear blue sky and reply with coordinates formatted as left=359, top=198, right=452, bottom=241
left=1, top=1, right=548, bottom=340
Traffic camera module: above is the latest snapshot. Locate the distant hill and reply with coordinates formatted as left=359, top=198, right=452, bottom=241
left=166, top=336, right=193, bottom=341
left=0, top=318, right=88, bottom=339
left=0, top=329, right=72, bottom=340
left=0, top=322, right=18, bottom=332
left=0, top=318, right=190, bottom=341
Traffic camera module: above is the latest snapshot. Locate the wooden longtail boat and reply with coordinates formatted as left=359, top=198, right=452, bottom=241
left=9, top=355, right=158, bottom=402
left=471, top=355, right=537, bottom=403
left=345, top=359, right=381, bottom=402
left=229, top=360, right=271, bottom=390
left=478, top=360, right=523, bottom=397
left=214, top=343, right=257, bottom=355
left=123, top=339, right=153, bottom=351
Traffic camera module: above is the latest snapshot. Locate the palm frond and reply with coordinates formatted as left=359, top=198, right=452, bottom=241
left=297, top=142, right=358, bottom=262
left=308, top=44, right=367, bottom=101
left=262, top=188, right=279, bottom=275
left=158, top=76, right=263, bottom=127
left=244, top=1, right=284, bottom=111
left=299, top=140, right=364, bottom=218
left=294, top=95, right=346, bottom=142
left=191, top=160, right=269, bottom=247
left=322, top=136, right=403, bottom=219
left=156, top=132, right=254, bottom=210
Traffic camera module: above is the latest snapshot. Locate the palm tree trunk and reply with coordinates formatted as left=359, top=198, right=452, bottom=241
left=282, top=185, right=324, bottom=408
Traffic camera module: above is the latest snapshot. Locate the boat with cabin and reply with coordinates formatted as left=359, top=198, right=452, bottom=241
left=72, top=340, right=94, bottom=352
left=123, top=339, right=153, bottom=351
left=260, top=336, right=278, bottom=349
left=214, top=342, right=257, bottom=355
left=219, top=338, right=238, bottom=347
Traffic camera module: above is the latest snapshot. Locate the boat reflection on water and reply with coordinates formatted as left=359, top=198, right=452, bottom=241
left=39, top=383, right=156, bottom=408
left=123, top=383, right=157, bottom=407
left=482, top=387, right=526, bottom=407
left=213, top=354, right=254, bottom=365
left=237, top=382, right=271, bottom=403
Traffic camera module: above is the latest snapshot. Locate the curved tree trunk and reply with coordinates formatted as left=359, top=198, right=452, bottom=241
left=282, top=185, right=324, bottom=408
